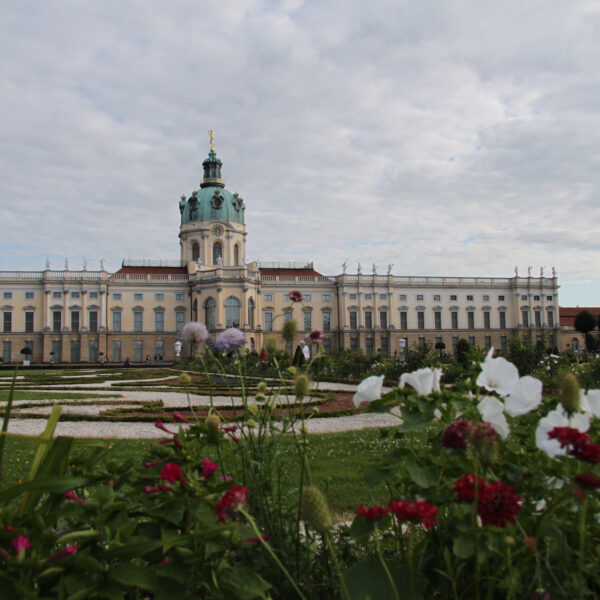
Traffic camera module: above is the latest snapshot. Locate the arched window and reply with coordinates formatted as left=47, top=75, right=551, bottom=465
left=248, top=297, right=255, bottom=329
left=192, top=242, right=200, bottom=262
left=204, top=297, right=216, bottom=330
left=213, top=241, right=223, bottom=265
left=234, top=244, right=240, bottom=266
left=225, top=296, right=241, bottom=328
left=572, top=338, right=580, bottom=351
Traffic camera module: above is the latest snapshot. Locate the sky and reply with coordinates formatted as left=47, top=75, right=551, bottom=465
left=1, top=0, right=599, bottom=306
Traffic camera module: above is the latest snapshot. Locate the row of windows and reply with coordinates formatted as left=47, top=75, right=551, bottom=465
left=347, top=293, right=554, bottom=302
left=1, top=291, right=188, bottom=302
left=121, top=293, right=187, bottom=302
left=262, top=294, right=331, bottom=302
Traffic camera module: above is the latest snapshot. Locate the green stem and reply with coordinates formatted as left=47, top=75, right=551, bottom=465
left=240, top=508, right=307, bottom=600
left=374, top=524, right=400, bottom=600
left=325, top=532, right=352, bottom=600
left=578, top=496, right=587, bottom=571
left=0, top=366, right=18, bottom=483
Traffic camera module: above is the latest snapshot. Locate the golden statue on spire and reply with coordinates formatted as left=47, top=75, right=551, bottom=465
left=209, top=129, right=215, bottom=152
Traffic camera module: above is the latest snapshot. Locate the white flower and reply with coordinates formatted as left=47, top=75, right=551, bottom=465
left=476, top=354, right=519, bottom=397
left=399, top=367, right=442, bottom=396
left=477, top=396, right=510, bottom=438
left=535, top=406, right=590, bottom=458
left=353, top=375, right=385, bottom=408
left=504, top=376, right=543, bottom=417
left=580, top=389, right=600, bottom=417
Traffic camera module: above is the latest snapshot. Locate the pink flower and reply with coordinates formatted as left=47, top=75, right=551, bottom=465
left=201, top=459, right=218, bottom=479
left=288, top=290, right=304, bottom=302
left=11, top=536, right=31, bottom=554
left=306, top=329, right=325, bottom=344
left=45, top=545, right=78, bottom=563
left=216, top=484, right=247, bottom=522
left=173, top=412, right=193, bottom=424
left=160, top=464, right=184, bottom=483
left=356, top=505, right=389, bottom=521
left=220, top=475, right=233, bottom=482
left=215, top=328, right=246, bottom=353
left=64, top=490, right=85, bottom=505
left=155, top=420, right=175, bottom=435
left=180, top=322, right=209, bottom=344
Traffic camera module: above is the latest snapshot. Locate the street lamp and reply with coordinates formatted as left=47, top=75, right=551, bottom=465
left=174, top=340, right=182, bottom=359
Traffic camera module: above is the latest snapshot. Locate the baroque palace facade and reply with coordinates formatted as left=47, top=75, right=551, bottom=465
left=0, top=141, right=561, bottom=364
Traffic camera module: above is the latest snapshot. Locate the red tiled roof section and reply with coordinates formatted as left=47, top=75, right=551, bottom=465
left=115, top=266, right=188, bottom=274
left=259, top=268, right=323, bottom=277
left=559, top=307, right=600, bottom=326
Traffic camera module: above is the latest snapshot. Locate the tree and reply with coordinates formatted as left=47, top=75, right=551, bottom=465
left=574, top=310, right=597, bottom=352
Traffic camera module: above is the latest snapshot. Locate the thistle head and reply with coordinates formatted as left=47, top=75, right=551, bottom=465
left=558, top=371, right=580, bottom=415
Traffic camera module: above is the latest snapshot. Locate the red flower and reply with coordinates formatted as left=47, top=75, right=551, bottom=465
left=45, top=545, right=78, bottom=563
left=441, top=420, right=473, bottom=450
left=574, top=472, right=600, bottom=489
left=160, top=464, right=184, bottom=483
left=144, top=460, right=163, bottom=468
left=201, top=459, right=218, bottom=479
left=173, top=412, right=193, bottom=424
left=548, top=427, right=600, bottom=464
left=356, top=505, right=389, bottom=521
left=144, top=485, right=173, bottom=493
left=216, top=484, right=247, bottom=522
left=389, top=499, right=438, bottom=529
left=155, top=420, right=176, bottom=435
left=288, top=290, right=305, bottom=302
left=11, top=536, right=30, bottom=554
left=476, top=480, right=521, bottom=528
left=64, top=490, right=85, bottom=505
left=571, top=440, right=600, bottom=463
left=453, top=474, right=487, bottom=504
left=306, top=329, right=325, bottom=344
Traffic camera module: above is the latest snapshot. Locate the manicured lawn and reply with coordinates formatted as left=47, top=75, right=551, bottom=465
left=0, top=391, right=122, bottom=402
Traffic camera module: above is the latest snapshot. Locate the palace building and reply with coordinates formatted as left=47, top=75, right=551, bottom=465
left=0, top=139, right=561, bottom=364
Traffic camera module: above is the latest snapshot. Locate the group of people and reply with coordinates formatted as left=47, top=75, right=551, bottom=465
left=145, top=354, right=163, bottom=365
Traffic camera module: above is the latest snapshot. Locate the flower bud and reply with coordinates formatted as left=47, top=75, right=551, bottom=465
left=294, top=374, right=310, bottom=399
left=265, top=337, right=278, bottom=356
left=301, top=485, right=333, bottom=533
left=311, top=407, right=320, bottom=416
left=178, top=373, right=191, bottom=385
left=282, top=319, right=297, bottom=343
left=246, top=403, right=259, bottom=417
left=287, top=366, right=297, bottom=376
left=558, top=372, right=580, bottom=415
left=255, top=393, right=266, bottom=403
left=469, top=422, right=500, bottom=465
left=257, top=381, right=268, bottom=392
left=205, top=414, right=221, bottom=430
left=246, top=419, right=257, bottom=428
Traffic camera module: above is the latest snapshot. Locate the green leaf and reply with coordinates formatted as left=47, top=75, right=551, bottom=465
left=349, top=516, right=376, bottom=543
left=397, top=406, right=435, bottom=432
left=453, top=535, right=475, bottom=559
left=404, top=456, right=436, bottom=489
left=343, top=559, right=422, bottom=600
left=112, top=563, right=158, bottom=591
left=0, top=476, right=91, bottom=503
left=218, top=566, right=271, bottom=600
left=363, top=464, right=396, bottom=487
left=56, top=528, right=99, bottom=545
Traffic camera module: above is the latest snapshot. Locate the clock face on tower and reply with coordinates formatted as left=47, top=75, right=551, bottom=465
left=212, top=224, right=224, bottom=237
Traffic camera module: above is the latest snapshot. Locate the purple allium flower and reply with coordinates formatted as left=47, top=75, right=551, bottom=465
left=306, top=329, right=325, bottom=344
left=180, top=322, right=209, bottom=344
left=215, top=328, right=246, bottom=353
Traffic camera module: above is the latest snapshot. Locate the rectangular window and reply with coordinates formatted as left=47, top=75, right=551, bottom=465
left=25, top=292, right=34, bottom=299
left=89, top=292, right=98, bottom=299
left=155, top=311, right=164, bottom=332
left=451, top=312, right=458, bottom=329
left=89, top=311, right=98, bottom=332
left=350, top=311, right=358, bottom=329
left=175, top=293, right=185, bottom=301
left=154, top=293, right=164, bottom=301
left=264, top=311, right=273, bottom=332
left=498, top=295, right=505, bottom=301
left=399, top=294, right=407, bottom=301
left=416, top=294, right=424, bottom=301
left=469, top=336, right=476, bottom=347
left=379, top=294, right=387, bottom=300
left=483, top=295, right=489, bottom=301
left=521, top=294, right=528, bottom=301
left=549, top=334, right=555, bottom=349
left=547, top=310, right=554, bottom=327
left=176, top=310, right=186, bottom=332
left=365, top=338, right=374, bottom=355
left=264, top=294, right=272, bottom=301
left=349, top=293, right=357, bottom=300
left=70, top=340, right=80, bottom=362
left=433, top=295, right=441, bottom=301
left=452, top=336, right=459, bottom=354
left=134, top=340, right=143, bottom=362
left=53, top=291, right=62, bottom=299
left=483, top=312, right=491, bottom=329
left=112, top=311, right=122, bottom=332
left=112, top=293, right=121, bottom=300
left=533, top=295, right=540, bottom=301
left=3, top=292, right=12, bottom=300
left=52, top=340, right=62, bottom=362
left=466, top=295, right=474, bottom=301
left=304, top=294, right=311, bottom=301
left=435, top=336, right=442, bottom=346
left=522, top=310, right=529, bottom=328
left=323, top=338, right=331, bottom=354
left=499, top=311, right=506, bottom=329
left=500, top=335, right=507, bottom=354
left=434, top=311, right=442, bottom=330
left=417, top=311, right=425, bottom=329
left=365, top=294, right=372, bottom=300
left=418, top=336, right=425, bottom=347
left=485, top=336, right=491, bottom=350
left=25, top=311, right=34, bottom=332
left=155, top=340, right=164, bottom=359
left=322, top=311, right=331, bottom=331
left=450, top=295, right=457, bottom=301
left=400, top=311, right=408, bottom=330
left=364, top=311, right=372, bottom=329
left=71, top=311, right=80, bottom=332
left=3, top=312, right=12, bottom=333
left=88, top=340, right=98, bottom=362
left=380, top=311, right=388, bottom=329
left=350, top=338, right=358, bottom=351
left=71, top=291, right=80, bottom=299
left=134, top=293, right=143, bottom=301
left=284, top=309, right=292, bottom=322
left=113, top=340, right=121, bottom=362
left=303, top=310, right=312, bottom=331
left=134, top=310, right=143, bottom=332
left=53, top=311, right=62, bottom=332
left=535, top=310, right=542, bottom=327
left=25, top=340, right=33, bottom=357
left=467, top=311, right=475, bottom=329
left=546, top=295, right=553, bottom=301
left=2, top=341, right=11, bottom=363
left=381, top=337, right=389, bottom=356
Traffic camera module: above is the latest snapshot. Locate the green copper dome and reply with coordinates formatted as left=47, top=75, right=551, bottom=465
left=179, top=149, right=245, bottom=225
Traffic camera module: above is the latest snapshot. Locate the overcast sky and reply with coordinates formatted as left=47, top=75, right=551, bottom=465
left=1, top=1, right=599, bottom=305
